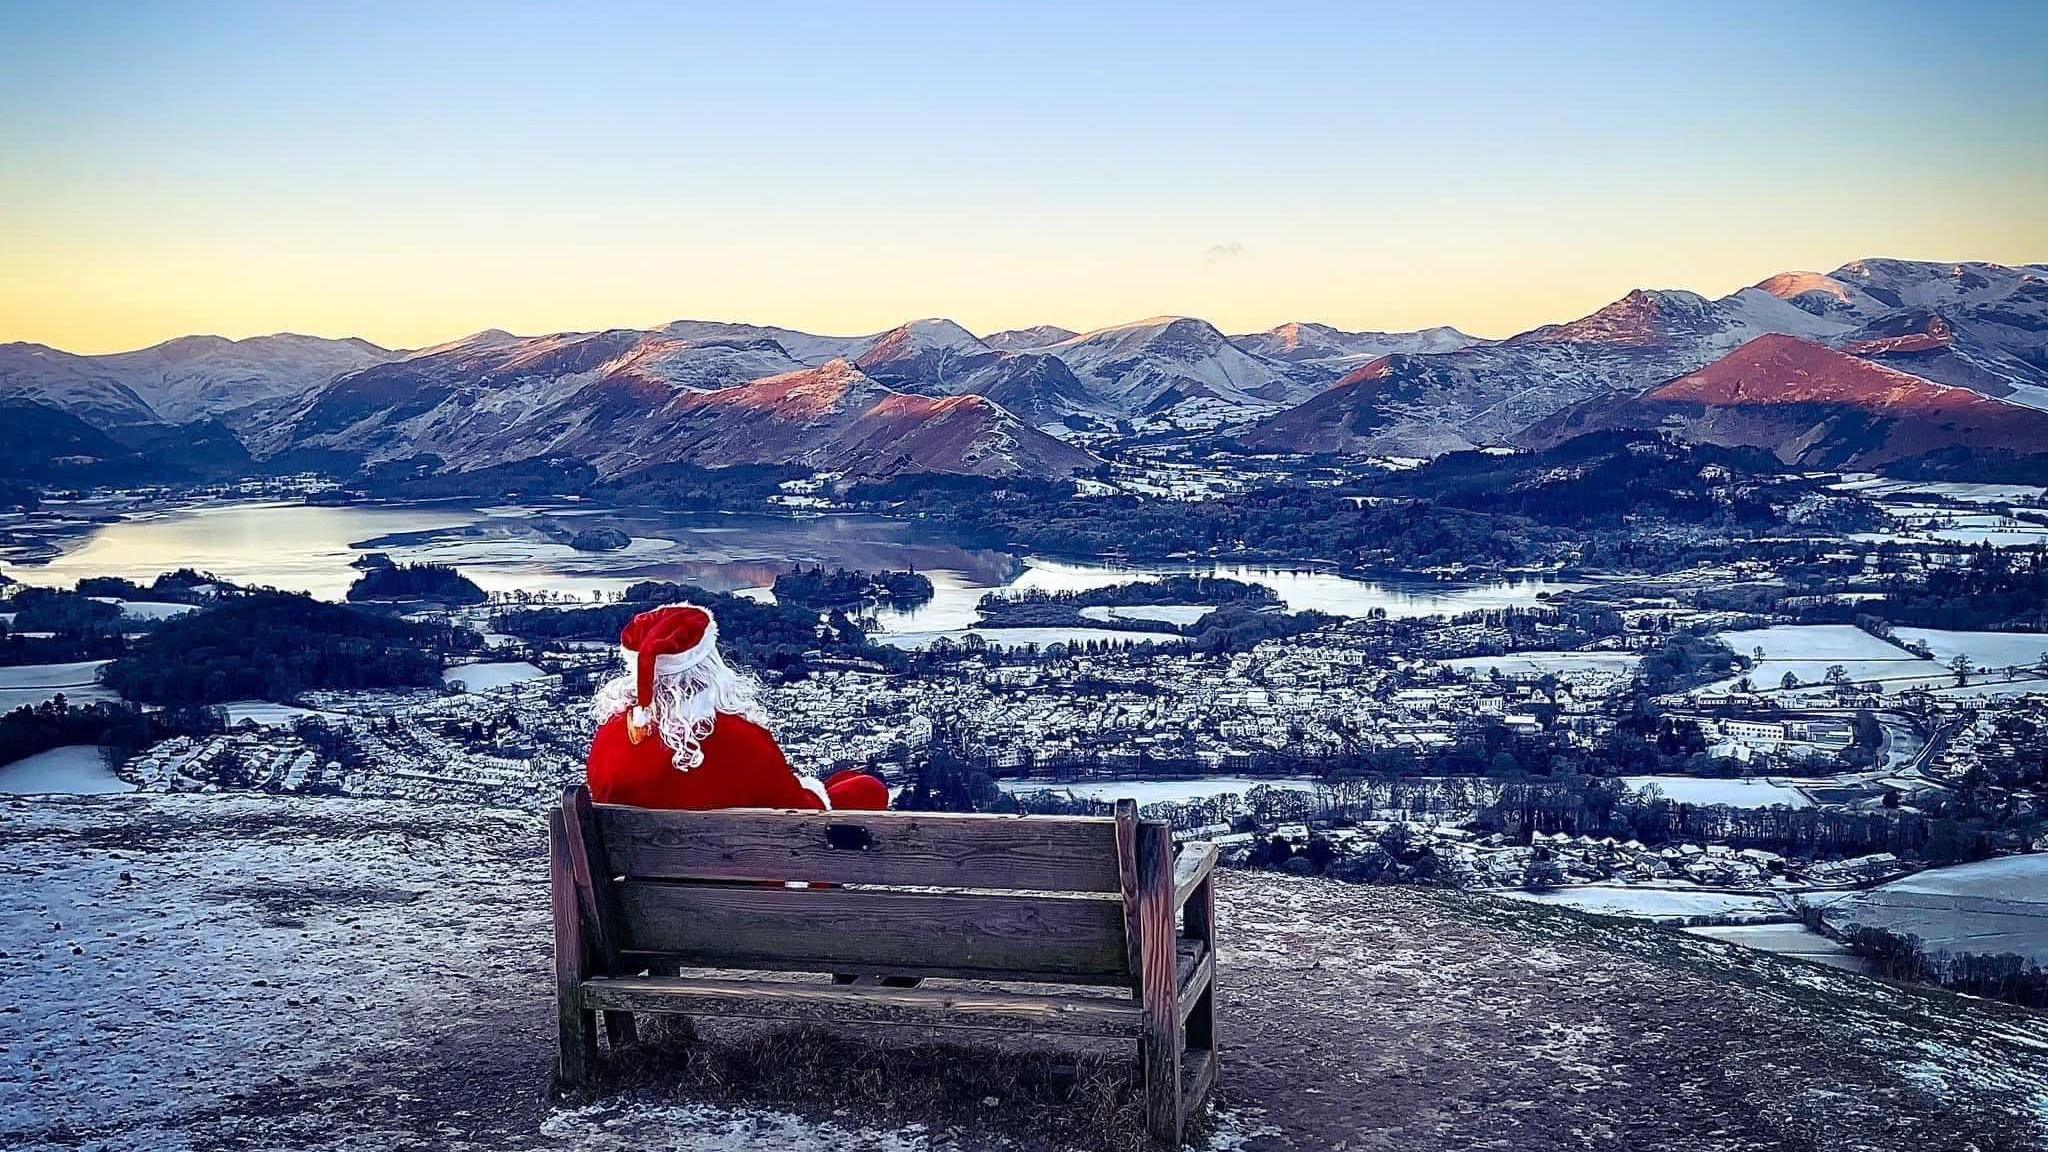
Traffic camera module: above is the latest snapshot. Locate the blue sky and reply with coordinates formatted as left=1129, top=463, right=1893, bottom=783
left=2, top=0, right=2043, bottom=351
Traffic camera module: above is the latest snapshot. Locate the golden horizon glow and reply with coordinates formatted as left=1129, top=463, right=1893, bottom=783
left=3, top=2, right=2044, bottom=357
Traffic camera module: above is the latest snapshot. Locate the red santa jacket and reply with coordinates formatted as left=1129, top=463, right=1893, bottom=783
left=586, top=710, right=886, bottom=811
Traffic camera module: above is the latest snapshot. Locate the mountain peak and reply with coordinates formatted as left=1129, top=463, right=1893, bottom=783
left=1648, top=333, right=1956, bottom=409
left=1519, top=288, right=1716, bottom=347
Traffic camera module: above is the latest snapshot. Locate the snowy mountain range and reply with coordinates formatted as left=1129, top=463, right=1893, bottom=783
left=4, top=257, right=2044, bottom=482
left=1242, top=260, right=2048, bottom=468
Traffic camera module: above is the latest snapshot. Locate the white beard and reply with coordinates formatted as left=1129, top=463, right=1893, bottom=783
left=592, top=647, right=770, bottom=771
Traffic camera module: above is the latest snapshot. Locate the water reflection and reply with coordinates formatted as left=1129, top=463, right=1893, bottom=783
left=868, top=556, right=1580, bottom=638
left=4, top=501, right=1577, bottom=635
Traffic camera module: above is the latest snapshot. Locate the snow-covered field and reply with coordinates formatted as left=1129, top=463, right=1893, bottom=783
left=88, top=596, right=199, bottom=621
left=222, top=699, right=322, bottom=727
left=1852, top=509, right=2048, bottom=549
left=1076, top=604, right=1212, bottom=626
left=0, top=658, right=114, bottom=710
left=1830, top=477, right=2048, bottom=504
left=996, top=776, right=1319, bottom=806
left=1698, top=624, right=1947, bottom=694
left=1443, top=651, right=1641, bottom=679
left=1621, top=776, right=1813, bottom=809
left=1823, top=854, right=2048, bottom=968
left=1890, top=627, right=2048, bottom=672
left=1684, top=923, right=1868, bottom=972
left=1494, top=885, right=1789, bottom=922
left=442, top=660, right=549, bottom=692
left=0, top=744, right=130, bottom=795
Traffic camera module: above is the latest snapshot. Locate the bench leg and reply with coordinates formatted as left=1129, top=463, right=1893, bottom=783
left=603, top=1010, right=637, bottom=1052
left=551, top=811, right=600, bottom=1087
left=559, top=1001, right=599, bottom=1086
left=1184, top=871, right=1219, bottom=1122
left=1137, top=822, right=1185, bottom=1146
left=1142, top=1032, right=1184, bottom=1146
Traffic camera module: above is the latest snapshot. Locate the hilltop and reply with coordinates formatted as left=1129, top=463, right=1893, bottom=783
left=5, top=793, right=2044, bottom=1151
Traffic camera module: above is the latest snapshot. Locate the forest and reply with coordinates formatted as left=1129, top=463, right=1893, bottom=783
left=102, top=592, right=473, bottom=705
left=493, top=580, right=882, bottom=677
left=771, top=566, right=934, bottom=612
left=0, top=697, right=222, bottom=769
left=346, top=562, right=487, bottom=605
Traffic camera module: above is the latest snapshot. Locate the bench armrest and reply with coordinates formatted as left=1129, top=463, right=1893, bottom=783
left=1172, top=842, right=1218, bottom=910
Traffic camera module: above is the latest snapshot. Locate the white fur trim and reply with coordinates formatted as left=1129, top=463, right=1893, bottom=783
left=619, top=619, right=718, bottom=678
left=797, top=776, right=831, bottom=809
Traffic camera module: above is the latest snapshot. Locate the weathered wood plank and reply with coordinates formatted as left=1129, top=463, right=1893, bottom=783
left=560, top=787, right=621, bottom=969
left=549, top=809, right=598, bottom=1085
left=1177, top=948, right=1213, bottom=1027
left=562, top=787, right=636, bottom=1050
left=579, top=975, right=1146, bottom=1037
left=595, top=805, right=1123, bottom=892
left=1135, top=821, right=1183, bottom=1145
left=615, top=950, right=1135, bottom=987
left=1185, top=871, right=1218, bottom=1057
left=615, top=882, right=1131, bottom=979
left=1173, top=842, right=1218, bottom=911
left=1113, top=800, right=1143, bottom=989
left=1181, top=1048, right=1217, bottom=1124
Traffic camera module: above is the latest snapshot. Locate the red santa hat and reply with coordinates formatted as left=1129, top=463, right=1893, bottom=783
left=618, top=604, right=717, bottom=741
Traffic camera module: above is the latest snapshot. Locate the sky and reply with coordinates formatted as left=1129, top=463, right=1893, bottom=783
left=2, top=0, right=2045, bottom=354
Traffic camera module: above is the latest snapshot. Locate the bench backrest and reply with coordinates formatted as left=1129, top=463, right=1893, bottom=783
left=578, top=799, right=1167, bottom=986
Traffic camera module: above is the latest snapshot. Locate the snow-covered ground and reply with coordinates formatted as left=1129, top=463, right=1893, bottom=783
left=1830, top=476, right=2048, bottom=504
left=1852, top=509, right=2048, bottom=549
left=1684, top=923, right=1868, bottom=973
left=88, top=597, right=199, bottom=622
left=1621, top=776, right=1813, bottom=809
left=442, top=660, right=549, bottom=692
left=1890, top=627, right=2048, bottom=672
left=0, top=744, right=130, bottom=795
left=1697, top=624, right=1948, bottom=694
left=0, top=658, right=114, bottom=710
left=1822, top=854, right=2048, bottom=968
left=1494, top=885, right=1789, bottom=922
left=221, top=699, right=323, bottom=727
left=6, top=794, right=2045, bottom=1151
left=1077, top=604, right=1212, bottom=626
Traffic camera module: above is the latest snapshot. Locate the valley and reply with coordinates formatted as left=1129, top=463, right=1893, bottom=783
left=5, top=256, right=2048, bottom=1148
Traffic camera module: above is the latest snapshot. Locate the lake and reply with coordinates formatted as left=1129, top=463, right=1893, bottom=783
left=2, top=499, right=1582, bottom=646
left=1, top=500, right=1020, bottom=605
left=869, top=557, right=1580, bottom=643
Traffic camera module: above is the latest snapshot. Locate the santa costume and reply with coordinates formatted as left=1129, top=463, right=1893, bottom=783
left=585, top=603, right=888, bottom=812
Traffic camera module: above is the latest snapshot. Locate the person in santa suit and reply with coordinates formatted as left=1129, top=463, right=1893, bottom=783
left=586, top=602, right=889, bottom=812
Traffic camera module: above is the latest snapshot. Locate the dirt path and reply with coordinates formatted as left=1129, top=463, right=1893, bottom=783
left=4, top=794, right=2044, bottom=1151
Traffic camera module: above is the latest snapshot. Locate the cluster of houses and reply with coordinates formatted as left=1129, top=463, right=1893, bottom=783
left=124, top=732, right=334, bottom=794
left=768, top=623, right=1639, bottom=777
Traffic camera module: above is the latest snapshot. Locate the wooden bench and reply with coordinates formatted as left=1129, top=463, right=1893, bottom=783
left=549, top=784, right=1220, bottom=1144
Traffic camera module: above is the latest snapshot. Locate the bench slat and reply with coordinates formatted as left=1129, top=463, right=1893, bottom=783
left=1177, top=946, right=1213, bottom=1026
left=615, top=881, right=1132, bottom=980
left=1182, top=1048, right=1218, bottom=1119
left=596, top=805, right=1125, bottom=892
left=580, top=975, right=1145, bottom=1037
left=1173, top=842, right=1218, bottom=911
left=615, top=952, right=1137, bottom=986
